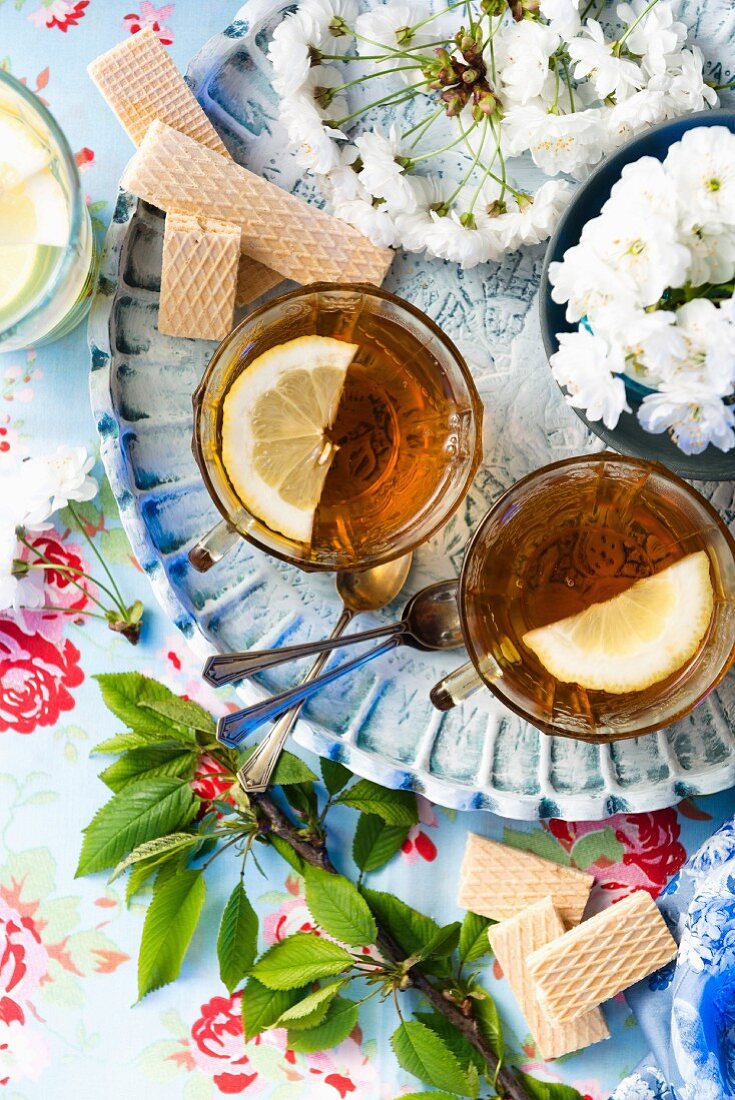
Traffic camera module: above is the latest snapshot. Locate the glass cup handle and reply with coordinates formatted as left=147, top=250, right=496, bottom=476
left=429, top=658, right=500, bottom=711
left=189, top=520, right=240, bottom=572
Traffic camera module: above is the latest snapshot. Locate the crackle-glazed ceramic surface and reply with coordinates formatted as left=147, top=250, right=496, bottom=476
left=88, top=0, right=735, bottom=820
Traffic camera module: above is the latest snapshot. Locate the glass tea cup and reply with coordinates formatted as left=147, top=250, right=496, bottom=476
left=192, top=283, right=483, bottom=572
left=458, top=453, right=735, bottom=742
left=0, top=71, right=98, bottom=352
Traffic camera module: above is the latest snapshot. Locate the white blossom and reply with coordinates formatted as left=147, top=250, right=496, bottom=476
left=601, top=156, right=679, bottom=222
left=493, top=20, right=560, bottom=105
left=567, top=20, right=645, bottom=101
left=393, top=174, right=455, bottom=251
left=502, top=104, right=607, bottom=176
left=662, top=47, right=718, bottom=116
left=484, top=180, right=573, bottom=251
left=423, top=204, right=502, bottom=268
left=539, top=0, right=581, bottom=39
left=299, top=0, right=358, bottom=44
left=355, top=126, right=416, bottom=211
left=581, top=210, right=691, bottom=306
left=681, top=224, right=735, bottom=285
left=280, top=66, right=348, bottom=175
left=616, top=0, right=687, bottom=78
left=332, top=195, right=398, bottom=247
left=638, top=381, right=735, bottom=454
left=665, top=125, right=735, bottom=232
left=21, top=446, right=97, bottom=528
left=550, top=329, right=630, bottom=429
left=269, top=12, right=318, bottom=97
left=354, top=3, right=433, bottom=78
left=548, top=241, right=640, bottom=322
left=605, top=86, right=669, bottom=148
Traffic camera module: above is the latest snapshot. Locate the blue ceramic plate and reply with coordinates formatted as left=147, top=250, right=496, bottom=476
left=540, top=109, right=735, bottom=481
left=88, top=1, right=735, bottom=820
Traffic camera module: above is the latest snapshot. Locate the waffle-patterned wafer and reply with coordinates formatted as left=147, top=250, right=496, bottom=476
left=235, top=253, right=283, bottom=307
left=457, top=833, right=593, bottom=926
left=88, top=28, right=229, bottom=155
left=159, top=214, right=240, bottom=341
left=527, top=890, right=678, bottom=1025
left=488, top=898, right=609, bottom=1059
left=121, top=121, right=394, bottom=287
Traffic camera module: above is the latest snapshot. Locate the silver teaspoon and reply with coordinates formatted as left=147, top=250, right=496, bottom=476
left=236, top=554, right=412, bottom=794
left=216, top=579, right=462, bottom=749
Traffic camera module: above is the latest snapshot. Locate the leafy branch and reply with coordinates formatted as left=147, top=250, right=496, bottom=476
left=77, top=673, right=581, bottom=1100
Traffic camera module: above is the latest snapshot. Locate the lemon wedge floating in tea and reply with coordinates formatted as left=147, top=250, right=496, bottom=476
left=522, top=550, right=714, bottom=694
left=221, top=335, right=358, bottom=544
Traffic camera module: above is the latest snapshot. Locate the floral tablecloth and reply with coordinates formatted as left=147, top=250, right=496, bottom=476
left=1, top=3, right=734, bottom=1098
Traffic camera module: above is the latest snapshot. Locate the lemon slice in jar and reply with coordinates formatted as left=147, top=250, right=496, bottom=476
left=221, top=335, right=357, bottom=544
left=0, top=115, right=51, bottom=192
left=0, top=168, right=69, bottom=248
left=522, top=551, right=714, bottom=694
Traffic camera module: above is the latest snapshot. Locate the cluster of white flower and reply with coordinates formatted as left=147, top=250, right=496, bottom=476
left=0, top=446, right=97, bottom=611
left=268, top=0, right=718, bottom=266
left=549, top=126, right=735, bottom=455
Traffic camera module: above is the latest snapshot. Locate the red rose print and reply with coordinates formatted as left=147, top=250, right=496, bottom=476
left=0, top=619, right=83, bottom=734
left=27, top=534, right=92, bottom=613
left=192, top=755, right=234, bottom=816
left=190, top=993, right=271, bottom=1093
left=0, top=897, right=48, bottom=1024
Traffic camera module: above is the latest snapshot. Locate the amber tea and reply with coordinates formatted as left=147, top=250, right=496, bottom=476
left=460, top=455, right=735, bottom=741
left=193, top=285, right=483, bottom=572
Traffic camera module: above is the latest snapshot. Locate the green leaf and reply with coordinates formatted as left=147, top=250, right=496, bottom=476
left=400, top=1094, right=466, bottom=1099
left=320, top=758, right=352, bottom=796
left=109, top=833, right=200, bottom=883
left=93, top=731, right=162, bottom=754
left=95, top=674, right=195, bottom=741
left=250, top=933, right=353, bottom=990
left=242, top=979, right=307, bottom=1040
left=217, top=882, right=258, bottom=994
left=391, top=1020, right=477, bottom=1097
left=273, top=980, right=346, bottom=1029
left=304, top=866, right=376, bottom=946
left=286, top=996, right=358, bottom=1053
left=516, top=1074, right=584, bottom=1100
left=569, top=827, right=625, bottom=870
left=77, top=778, right=197, bottom=876
left=501, top=827, right=570, bottom=867
left=100, top=745, right=198, bottom=792
left=413, top=1012, right=484, bottom=1075
left=266, top=834, right=304, bottom=874
left=137, top=869, right=205, bottom=999
left=471, top=986, right=503, bottom=1057
left=412, top=922, right=461, bottom=962
left=239, top=745, right=317, bottom=786
left=138, top=690, right=216, bottom=735
left=335, top=779, right=418, bottom=825
left=361, top=888, right=442, bottom=958
left=352, top=813, right=409, bottom=874
left=458, top=912, right=494, bottom=964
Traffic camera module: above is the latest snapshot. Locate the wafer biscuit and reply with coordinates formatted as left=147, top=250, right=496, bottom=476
left=122, top=121, right=394, bottom=287
left=457, top=833, right=593, bottom=926
left=527, top=890, right=677, bottom=1025
left=159, top=214, right=239, bottom=340
left=235, top=254, right=283, bottom=307
left=88, top=29, right=229, bottom=155
left=488, top=898, right=609, bottom=1059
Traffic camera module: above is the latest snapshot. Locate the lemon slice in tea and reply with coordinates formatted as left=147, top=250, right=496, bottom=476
left=522, top=550, right=714, bottom=694
left=221, top=335, right=358, bottom=543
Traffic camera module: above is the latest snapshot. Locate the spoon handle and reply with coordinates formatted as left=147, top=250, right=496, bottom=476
left=203, top=621, right=406, bottom=686
left=217, top=636, right=402, bottom=747
left=237, top=608, right=354, bottom=793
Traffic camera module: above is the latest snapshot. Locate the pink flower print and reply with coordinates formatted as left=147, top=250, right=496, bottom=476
left=401, top=795, right=439, bottom=864
left=28, top=1, right=89, bottom=31
left=0, top=1021, right=50, bottom=1086
left=0, top=417, right=26, bottom=463
left=11, top=534, right=96, bottom=645
left=74, top=147, right=94, bottom=172
left=262, top=896, right=319, bottom=947
left=123, top=3, right=175, bottom=45
left=304, top=1039, right=381, bottom=1098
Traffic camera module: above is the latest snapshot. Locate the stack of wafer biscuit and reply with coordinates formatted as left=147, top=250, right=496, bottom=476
left=89, top=31, right=394, bottom=340
left=459, top=832, right=678, bottom=1061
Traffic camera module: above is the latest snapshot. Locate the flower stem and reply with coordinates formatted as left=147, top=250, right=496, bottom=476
left=562, top=57, right=576, bottom=111
left=329, top=64, right=423, bottom=94
left=403, top=104, right=444, bottom=146
left=409, top=0, right=468, bottom=32
left=31, top=603, right=110, bottom=622
left=67, top=501, right=127, bottom=610
left=332, top=81, right=428, bottom=127
left=712, top=77, right=735, bottom=90
left=20, top=558, right=121, bottom=613
left=410, top=116, right=480, bottom=162
left=616, top=0, right=659, bottom=52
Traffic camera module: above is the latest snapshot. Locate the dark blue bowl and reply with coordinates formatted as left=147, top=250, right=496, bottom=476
left=540, top=109, right=735, bottom=481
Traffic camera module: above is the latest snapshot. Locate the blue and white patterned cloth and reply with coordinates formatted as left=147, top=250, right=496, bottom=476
left=612, top=816, right=735, bottom=1100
